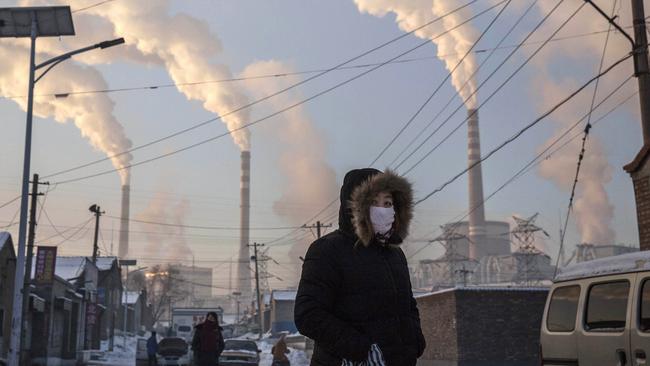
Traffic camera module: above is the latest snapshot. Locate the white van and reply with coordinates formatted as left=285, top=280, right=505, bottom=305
left=540, top=250, right=650, bottom=365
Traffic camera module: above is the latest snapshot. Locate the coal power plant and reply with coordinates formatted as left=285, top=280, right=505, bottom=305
left=412, top=109, right=554, bottom=290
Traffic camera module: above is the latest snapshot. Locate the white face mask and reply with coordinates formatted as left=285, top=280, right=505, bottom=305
left=370, top=206, right=395, bottom=235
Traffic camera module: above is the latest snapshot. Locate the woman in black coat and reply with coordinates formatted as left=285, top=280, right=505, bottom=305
left=191, top=311, right=225, bottom=366
left=295, top=168, right=426, bottom=366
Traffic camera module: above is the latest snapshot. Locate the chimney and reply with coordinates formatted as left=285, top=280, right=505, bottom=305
left=467, top=109, right=486, bottom=260
left=118, top=183, right=130, bottom=259
left=238, top=151, right=252, bottom=297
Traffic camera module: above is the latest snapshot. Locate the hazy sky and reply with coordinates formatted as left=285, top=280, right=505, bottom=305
left=0, top=0, right=644, bottom=292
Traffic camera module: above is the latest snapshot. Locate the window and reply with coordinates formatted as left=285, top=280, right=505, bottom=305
left=640, top=279, right=650, bottom=332
left=547, top=285, right=580, bottom=332
left=585, top=281, right=629, bottom=332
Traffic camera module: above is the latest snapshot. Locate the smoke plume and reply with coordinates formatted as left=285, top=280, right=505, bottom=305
left=0, top=41, right=133, bottom=184
left=240, top=60, right=338, bottom=261
left=76, top=0, right=253, bottom=150
left=355, top=0, right=480, bottom=108
left=531, top=0, right=634, bottom=244
left=136, top=191, right=193, bottom=262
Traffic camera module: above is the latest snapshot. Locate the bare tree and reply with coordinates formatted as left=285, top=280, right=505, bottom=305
left=143, top=264, right=189, bottom=325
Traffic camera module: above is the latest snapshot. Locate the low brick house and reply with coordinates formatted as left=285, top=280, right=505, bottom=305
left=416, top=287, right=549, bottom=366
left=0, top=232, right=16, bottom=362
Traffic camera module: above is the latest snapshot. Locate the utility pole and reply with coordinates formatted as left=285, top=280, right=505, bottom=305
left=20, top=173, right=47, bottom=364
left=587, top=0, right=650, bottom=250
left=630, top=0, right=650, bottom=143
left=89, top=204, right=103, bottom=264
left=247, top=242, right=265, bottom=338
left=303, top=221, right=332, bottom=239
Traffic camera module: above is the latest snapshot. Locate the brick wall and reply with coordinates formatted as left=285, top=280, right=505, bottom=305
left=456, top=289, right=547, bottom=363
left=416, top=288, right=548, bottom=366
left=632, top=174, right=650, bottom=251
left=0, top=242, right=16, bottom=359
left=416, top=290, right=457, bottom=361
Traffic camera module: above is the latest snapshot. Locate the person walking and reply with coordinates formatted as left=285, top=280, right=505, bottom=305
left=295, top=169, right=426, bottom=366
left=271, top=334, right=291, bottom=366
left=146, top=331, right=158, bottom=366
left=191, top=311, right=225, bottom=366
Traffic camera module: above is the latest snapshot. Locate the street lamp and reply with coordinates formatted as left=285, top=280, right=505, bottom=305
left=1, top=6, right=125, bottom=366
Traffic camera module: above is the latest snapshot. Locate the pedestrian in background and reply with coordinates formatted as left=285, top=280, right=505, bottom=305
left=191, top=311, right=225, bottom=366
left=146, top=331, right=158, bottom=366
left=271, top=334, right=291, bottom=366
left=295, top=169, right=426, bottom=366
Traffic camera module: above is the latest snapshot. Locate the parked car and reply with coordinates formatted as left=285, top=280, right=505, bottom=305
left=135, top=338, right=150, bottom=366
left=219, top=339, right=261, bottom=366
left=157, top=337, right=192, bottom=366
left=540, top=251, right=650, bottom=365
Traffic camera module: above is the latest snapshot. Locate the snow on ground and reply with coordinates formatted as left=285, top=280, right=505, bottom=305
left=91, top=334, right=311, bottom=366
left=258, top=338, right=310, bottom=366
left=91, top=334, right=138, bottom=365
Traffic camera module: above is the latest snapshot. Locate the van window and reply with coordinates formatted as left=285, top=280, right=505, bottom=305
left=585, top=281, right=629, bottom=332
left=640, top=279, right=650, bottom=332
left=178, top=325, right=191, bottom=332
left=547, top=285, right=580, bottom=332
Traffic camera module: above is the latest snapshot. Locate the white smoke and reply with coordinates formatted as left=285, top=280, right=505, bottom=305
left=137, top=191, right=193, bottom=263
left=0, top=41, right=133, bottom=184
left=240, top=60, right=338, bottom=259
left=73, top=0, right=253, bottom=150
left=354, top=0, right=480, bottom=108
left=531, top=0, right=634, bottom=244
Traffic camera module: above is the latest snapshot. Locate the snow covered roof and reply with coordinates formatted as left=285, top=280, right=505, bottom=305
left=556, top=250, right=650, bottom=282
left=271, top=290, right=297, bottom=301
left=122, top=291, right=140, bottom=305
left=54, top=257, right=89, bottom=281
left=415, top=285, right=549, bottom=299
left=0, top=232, right=14, bottom=256
left=95, top=256, right=119, bottom=271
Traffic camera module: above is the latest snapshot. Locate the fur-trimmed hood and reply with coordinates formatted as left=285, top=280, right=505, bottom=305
left=345, top=170, right=413, bottom=246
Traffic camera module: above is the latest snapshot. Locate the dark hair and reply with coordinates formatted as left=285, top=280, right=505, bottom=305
left=206, top=311, right=219, bottom=322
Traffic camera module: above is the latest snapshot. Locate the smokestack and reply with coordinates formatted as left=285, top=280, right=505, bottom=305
left=467, top=109, right=486, bottom=260
left=238, top=151, right=252, bottom=297
left=118, top=182, right=130, bottom=259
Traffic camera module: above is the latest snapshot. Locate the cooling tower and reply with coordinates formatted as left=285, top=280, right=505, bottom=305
left=467, top=109, right=487, bottom=260
left=238, top=151, right=252, bottom=296
left=118, top=184, right=130, bottom=258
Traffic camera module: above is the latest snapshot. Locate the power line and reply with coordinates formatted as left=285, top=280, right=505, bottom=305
left=36, top=216, right=94, bottom=245
left=386, top=0, right=539, bottom=169
left=414, top=52, right=632, bottom=205
left=51, top=1, right=504, bottom=186
left=0, top=28, right=632, bottom=102
left=71, top=0, right=117, bottom=13
left=556, top=0, right=618, bottom=278
left=369, top=0, right=513, bottom=167
left=102, top=214, right=302, bottom=231
left=42, top=0, right=479, bottom=181
left=0, top=195, right=20, bottom=210
left=407, top=86, right=635, bottom=261
left=399, top=0, right=576, bottom=174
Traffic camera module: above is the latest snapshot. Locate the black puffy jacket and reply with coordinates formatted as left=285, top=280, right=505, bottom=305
left=294, top=169, right=426, bottom=366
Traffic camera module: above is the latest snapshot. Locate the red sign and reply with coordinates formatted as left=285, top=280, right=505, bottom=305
left=34, top=246, right=57, bottom=284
